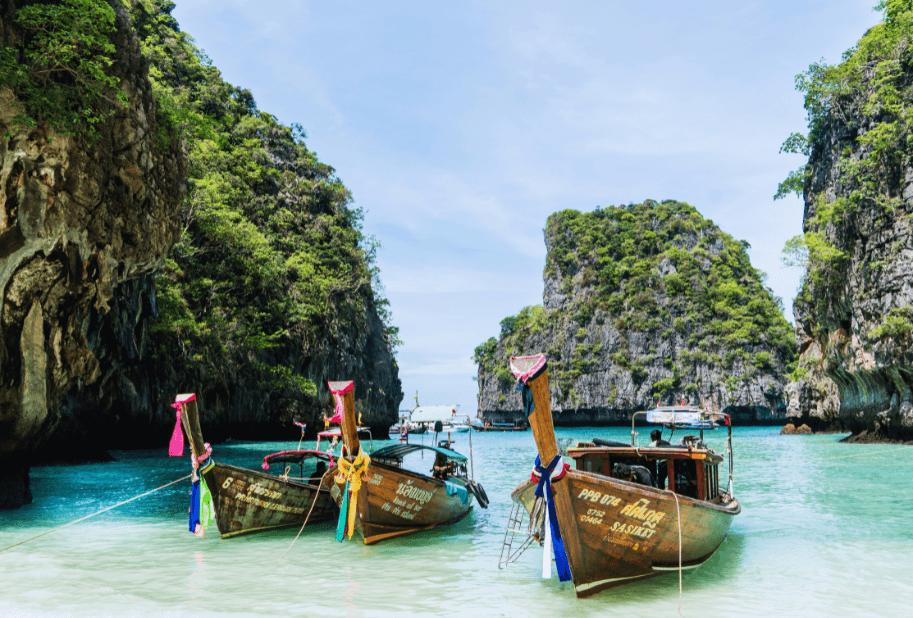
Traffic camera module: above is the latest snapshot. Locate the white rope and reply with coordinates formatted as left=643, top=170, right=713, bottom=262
left=0, top=473, right=192, bottom=554
left=673, top=492, right=684, bottom=618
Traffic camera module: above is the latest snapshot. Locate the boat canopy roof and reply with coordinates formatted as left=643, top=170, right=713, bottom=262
left=318, top=426, right=370, bottom=438
left=645, top=407, right=725, bottom=429
left=262, top=450, right=335, bottom=470
left=410, top=405, right=459, bottom=423
left=371, top=443, right=467, bottom=463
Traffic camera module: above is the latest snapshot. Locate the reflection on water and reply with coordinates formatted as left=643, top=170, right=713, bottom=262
left=1, top=427, right=912, bottom=617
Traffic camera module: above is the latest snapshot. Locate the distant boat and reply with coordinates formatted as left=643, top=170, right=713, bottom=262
left=171, top=393, right=337, bottom=539
left=500, top=355, right=740, bottom=597
left=327, top=382, right=488, bottom=544
left=473, top=421, right=529, bottom=432
left=407, top=423, right=427, bottom=435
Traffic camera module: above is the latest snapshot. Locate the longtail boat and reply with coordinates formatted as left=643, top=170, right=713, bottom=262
left=503, top=355, right=740, bottom=597
left=327, top=381, right=488, bottom=545
left=170, top=393, right=338, bottom=539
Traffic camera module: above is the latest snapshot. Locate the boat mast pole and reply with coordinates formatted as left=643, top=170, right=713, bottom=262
left=469, top=425, right=475, bottom=482
left=727, top=420, right=734, bottom=496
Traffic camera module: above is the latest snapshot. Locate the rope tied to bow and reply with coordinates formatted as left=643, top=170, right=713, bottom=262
left=335, top=448, right=371, bottom=542
left=533, top=453, right=572, bottom=582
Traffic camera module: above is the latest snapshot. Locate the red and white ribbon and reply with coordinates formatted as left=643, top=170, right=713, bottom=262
left=509, top=354, right=547, bottom=384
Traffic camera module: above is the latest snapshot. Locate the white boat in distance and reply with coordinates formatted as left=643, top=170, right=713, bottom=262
left=411, top=405, right=471, bottom=434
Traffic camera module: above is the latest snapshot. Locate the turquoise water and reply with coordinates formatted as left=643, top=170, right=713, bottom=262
left=1, top=427, right=911, bottom=617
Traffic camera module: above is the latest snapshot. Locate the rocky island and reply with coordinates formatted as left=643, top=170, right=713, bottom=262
left=474, top=201, right=796, bottom=426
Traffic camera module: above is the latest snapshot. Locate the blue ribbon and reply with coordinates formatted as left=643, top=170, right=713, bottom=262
left=335, top=480, right=350, bottom=542
left=534, top=453, right=572, bottom=582
left=516, top=381, right=536, bottom=417
left=188, top=477, right=201, bottom=534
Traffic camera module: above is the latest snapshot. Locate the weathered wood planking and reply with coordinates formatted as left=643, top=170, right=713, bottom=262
left=205, top=464, right=337, bottom=538
left=330, top=462, right=472, bottom=544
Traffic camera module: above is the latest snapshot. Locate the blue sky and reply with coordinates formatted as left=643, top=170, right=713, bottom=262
left=171, top=0, right=881, bottom=415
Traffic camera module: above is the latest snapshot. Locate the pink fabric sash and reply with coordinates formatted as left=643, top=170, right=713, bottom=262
left=168, top=393, right=197, bottom=457
left=327, top=381, right=354, bottom=424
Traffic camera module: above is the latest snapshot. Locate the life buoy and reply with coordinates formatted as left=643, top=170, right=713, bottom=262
left=466, top=481, right=489, bottom=509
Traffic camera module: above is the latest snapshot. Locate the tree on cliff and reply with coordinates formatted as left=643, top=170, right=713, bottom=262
left=125, top=0, right=401, bottom=399
left=776, top=1, right=913, bottom=439
left=778, top=0, right=913, bottom=308
left=0, top=0, right=127, bottom=143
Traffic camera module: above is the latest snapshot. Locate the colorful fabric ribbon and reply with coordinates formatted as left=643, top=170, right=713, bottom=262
left=534, top=453, right=572, bottom=582
left=327, top=381, right=354, bottom=425
left=335, top=448, right=371, bottom=542
left=517, top=379, right=536, bottom=417
left=189, top=475, right=215, bottom=538
left=168, top=393, right=196, bottom=456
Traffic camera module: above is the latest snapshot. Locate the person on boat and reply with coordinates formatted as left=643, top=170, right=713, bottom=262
left=432, top=452, right=453, bottom=480
left=649, top=429, right=671, bottom=447
left=611, top=463, right=654, bottom=487
left=309, top=461, right=328, bottom=486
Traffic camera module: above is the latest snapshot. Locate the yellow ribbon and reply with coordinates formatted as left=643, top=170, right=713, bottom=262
left=335, top=449, right=371, bottom=539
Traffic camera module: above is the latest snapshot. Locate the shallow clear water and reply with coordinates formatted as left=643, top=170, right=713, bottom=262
left=1, top=427, right=911, bottom=617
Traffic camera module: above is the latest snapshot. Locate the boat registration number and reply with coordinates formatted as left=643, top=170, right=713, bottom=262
left=577, top=488, right=621, bottom=506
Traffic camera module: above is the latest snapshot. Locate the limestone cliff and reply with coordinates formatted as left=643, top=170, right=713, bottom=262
left=0, top=0, right=402, bottom=509
left=475, top=201, right=796, bottom=426
left=0, top=0, right=186, bottom=506
left=784, top=7, right=913, bottom=442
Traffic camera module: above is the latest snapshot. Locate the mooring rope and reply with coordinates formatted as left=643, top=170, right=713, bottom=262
left=673, top=492, right=684, bottom=618
left=0, top=474, right=192, bottom=554
left=278, top=467, right=334, bottom=560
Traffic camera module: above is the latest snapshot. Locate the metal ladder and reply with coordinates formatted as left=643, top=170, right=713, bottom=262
left=498, top=501, right=538, bottom=569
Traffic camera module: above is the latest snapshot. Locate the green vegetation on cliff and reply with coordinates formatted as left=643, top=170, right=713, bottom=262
left=2, top=0, right=400, bottom=397
left=0, top=0, right=127, bottom=143
left=125, top=0, right=399, bottom=394
left=475, top=200, right=796, bottom=400
left=779, top=0, right=913, bottom=310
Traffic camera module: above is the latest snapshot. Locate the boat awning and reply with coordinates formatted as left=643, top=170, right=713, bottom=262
left=646, top=408, right=719, bottom=429
left=371, top=443, right=467, bottom=463
left=262, top=450, right=335, bottom=470
left=318, top=426, right=370, bottom=438
left=410, top=405, right=459, bottom=423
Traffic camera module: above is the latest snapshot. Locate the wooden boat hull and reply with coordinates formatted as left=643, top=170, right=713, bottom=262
left=331, top=461, right=473, bottom=545
left=203, top=462, right=337, bottom=539
left=512, top=469, right=740, bottom=597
